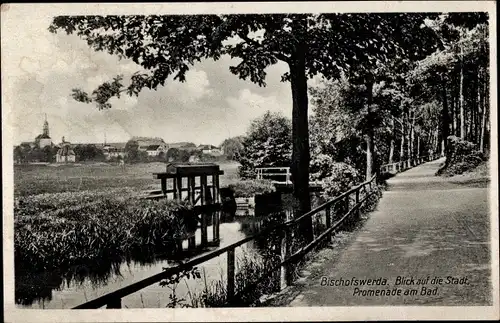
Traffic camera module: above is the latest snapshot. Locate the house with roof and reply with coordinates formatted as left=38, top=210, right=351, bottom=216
left=168, top=142, right=197, bottom=151
left=102, top=142, right=127, bottom=160
left=56, top=137, right=76, bottom=163
left=145, top=144, right=166, bottom=157
left=132, top=136, right=168, bottom=152
left=198, top=144, right=222, bottom=156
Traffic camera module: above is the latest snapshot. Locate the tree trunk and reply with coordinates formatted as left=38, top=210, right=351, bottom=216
left=441, top=75, right=450, bottom=156
left=479, top=66, right=487, bottom=152
left=400, top=119, right=405, bottom=161
left=388, top=117, right=395, bottom=164
left=365, top=81, right=375, bottom=180
left=417, top=135, right=421, bottom=159
left=451, top=90, right=456, bottom=136
left=434, top=126, right=439, bottom=156
left=480, top=97, right=487, bottom=153
left=289, top=47, right=312, bottom=243
left=460, top=46, right=466, bottom=139
left=409, top=116, right=414, bottom=162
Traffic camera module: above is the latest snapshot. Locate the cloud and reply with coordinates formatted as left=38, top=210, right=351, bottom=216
left=225, top=89, right=292, bottom=137
left=166, top=69, right=213, bottom=103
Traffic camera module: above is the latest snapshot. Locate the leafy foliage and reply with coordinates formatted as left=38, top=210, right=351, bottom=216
left=73, top=144, right=105, bottom=161
left=321, top=162, right=363, bottom=199
left=437, top=135, right=486, bottom=176
left=226, top=179, right=276, bottom=198
left=221, top=136, right=244, bottom=161
left=49, top=14, right=438, bottom=106
left=238, top=111, right=292, bottom=179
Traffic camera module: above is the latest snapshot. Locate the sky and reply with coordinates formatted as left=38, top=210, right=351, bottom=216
left=2, top=13, right=318, bottom=147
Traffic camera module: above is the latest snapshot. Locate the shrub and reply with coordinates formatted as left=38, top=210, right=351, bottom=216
left=437, top=136, right=486, bottom=176
left=309, top=153, right=334, bottom=182
left=321, top=162, right=363, bottom=199
left=226, top=180, right=276, bottom=198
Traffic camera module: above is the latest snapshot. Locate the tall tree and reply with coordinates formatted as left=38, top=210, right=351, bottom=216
left=238, top=111, right=292, bottom=179
left=124, top=140, right=139, bottom=163
left=221, top=136, right=244, bottom=161
left=50, top=13, right=440, bottom=241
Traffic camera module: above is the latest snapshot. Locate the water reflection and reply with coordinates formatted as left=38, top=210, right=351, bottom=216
left=16, top=193, right=296, bottom=309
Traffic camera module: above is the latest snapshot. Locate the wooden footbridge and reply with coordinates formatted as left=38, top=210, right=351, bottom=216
left=142, top=163, right=226, bottom=254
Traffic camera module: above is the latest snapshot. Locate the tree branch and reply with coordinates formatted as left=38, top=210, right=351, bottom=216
left=237, top=32, right=290, bottom=63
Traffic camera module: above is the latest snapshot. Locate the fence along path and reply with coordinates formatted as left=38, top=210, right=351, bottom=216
left=73, top=174, right=379, bottom=309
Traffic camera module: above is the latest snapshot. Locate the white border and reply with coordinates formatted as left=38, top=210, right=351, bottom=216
left=2, top=1, right=498, bottom=322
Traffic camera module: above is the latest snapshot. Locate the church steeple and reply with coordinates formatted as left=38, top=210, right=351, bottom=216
left=43, top=114, right=50, bottom=137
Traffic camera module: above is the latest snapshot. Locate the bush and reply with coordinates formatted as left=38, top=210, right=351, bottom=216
left=226, top=180, right=276, bottom=198
left=437, top=136, right=486, bottom=176
left=321, top=162, right=363, bottom=199
left=309, top=154, right=335, bottom=182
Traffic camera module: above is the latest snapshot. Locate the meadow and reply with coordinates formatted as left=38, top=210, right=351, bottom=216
left=14, top=161, right=241, bottom=197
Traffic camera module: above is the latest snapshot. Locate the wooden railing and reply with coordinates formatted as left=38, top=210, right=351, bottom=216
left=256, top=167, right=292, bottom=185
left=73, top=174, right=379, bottom=309
left=380, top=154, right=441, bottom=174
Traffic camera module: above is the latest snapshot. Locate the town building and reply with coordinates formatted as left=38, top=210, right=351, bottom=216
left=102, top=142, right=127, bottom=160
left=168, top=142, right=197, bottom=151
left=34, top=115, right=53, bottom=149
left=56, top=137, right=76, bottom=163
left=145, top=144, right=166, bottom=157
left=132, top=136, right=168, bottom=152
left=198, top=144, right=222, bottom=156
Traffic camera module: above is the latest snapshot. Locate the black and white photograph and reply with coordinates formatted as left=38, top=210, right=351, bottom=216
left=2, top=2, right=498, bottom=322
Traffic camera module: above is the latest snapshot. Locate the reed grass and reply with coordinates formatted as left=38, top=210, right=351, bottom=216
left=15, top=191, right=193, bottom=277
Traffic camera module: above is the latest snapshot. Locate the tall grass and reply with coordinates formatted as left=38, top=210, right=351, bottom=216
left=15, top=192, right=194, bottom=277
left=184, top=250, right=278, bottom=307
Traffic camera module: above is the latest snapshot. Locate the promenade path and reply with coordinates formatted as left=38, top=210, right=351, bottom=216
left=288, top=158, right=492, bottom=306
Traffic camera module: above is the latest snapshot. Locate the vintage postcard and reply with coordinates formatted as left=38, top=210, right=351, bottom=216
left=2, top=1, right=498, bottom=322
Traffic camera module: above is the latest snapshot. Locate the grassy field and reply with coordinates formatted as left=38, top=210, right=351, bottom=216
left=14, top=161, right=241, bottom=197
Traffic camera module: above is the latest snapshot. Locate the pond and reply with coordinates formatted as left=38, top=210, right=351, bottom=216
left=15, top=195, right=306, bottom=309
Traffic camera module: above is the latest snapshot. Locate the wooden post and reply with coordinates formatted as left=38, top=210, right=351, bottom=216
left=212, top=174, right=217, bottom=204
left=200, top=175, right=207, bottom=205
left=188, top=234, right=196, bottom=251
left=173, top=178, right=178, bottom=200
left=201, top=212, right=208, bottom=247
left=227, top=248, right=235, bottom=303
left=214, top=174, right=220, bottom=203
left=325, top=206, right=331, bottom=228
left=161, top=178, right=167, bottom=196
left=214, top=211, right=220, bottom=242
left=106, top=298, right=121, bottom=309
left=176, top=240, right=183, bottom=254
left=176, top=176, right=183, bottom=201
left=280, top=225, right=293, bottom=289
left=325, top=206, right=332, bottom=241
left=188, top=176, right=195, bottom=204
